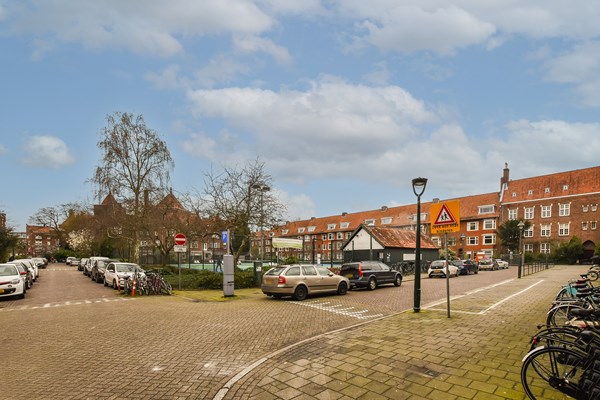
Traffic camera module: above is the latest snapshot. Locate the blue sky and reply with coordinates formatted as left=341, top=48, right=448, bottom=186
left=2, top=1, right=600, bottom=231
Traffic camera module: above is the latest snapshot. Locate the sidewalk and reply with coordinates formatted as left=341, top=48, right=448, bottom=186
left=221, top=265, right=586, bottom=400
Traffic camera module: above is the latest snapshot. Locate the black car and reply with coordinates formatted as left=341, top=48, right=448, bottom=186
left=452, top=260, right=479, bottom=275
left=339, top=261, right=402, bottom=290
left=91, top=259, right=117, bottom=284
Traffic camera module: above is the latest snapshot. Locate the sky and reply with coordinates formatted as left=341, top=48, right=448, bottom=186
left=2, top=1, right=600, bottom=232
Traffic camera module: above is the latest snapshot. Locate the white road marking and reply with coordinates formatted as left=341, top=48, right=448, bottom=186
left=292, top=300, right=384, bottom=320
left=424, top=279, right=545, bottom=315
left=1, top=297, right=135, bottom=312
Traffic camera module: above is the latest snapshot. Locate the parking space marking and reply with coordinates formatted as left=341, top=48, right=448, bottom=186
left=424, top=279, right=544, bottom=315
left=0, top=297, right=135, bottom=312
left=292, top=300, right=385, bottom=320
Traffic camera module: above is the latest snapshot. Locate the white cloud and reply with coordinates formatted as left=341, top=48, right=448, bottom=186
left=5, top=0, right=274, bottom=57
left=544, top=41, right=600, bottom=107
left=22, top=136, right=75, bottom=169
left=274, top=190, right=316, bottom=221
left=233, top=35, right=292, bottom=64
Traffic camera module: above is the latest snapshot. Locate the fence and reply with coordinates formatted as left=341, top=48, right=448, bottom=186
left=521, top=261, right=554, bottom=277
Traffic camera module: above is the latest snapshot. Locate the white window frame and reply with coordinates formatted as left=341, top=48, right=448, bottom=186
left=559, top=203, right=570, bottom=217
left=381, top=217, right=392, bottom=225
left=482, top=234, right=496, bottom=245
left=364, top=219, right=375, bottom=226
left=340, top=222, right=349, bottom=229
left=540, top=224, right=551, bottom=237
left=336, top=232, right=343, bottom=240
left=524, top=226, right=534, bottom=237
left=432, top=237, right=441, bottom=247
left=483, top=219, right=496, bottom=230
left=467, top=221, right=479, bottom=231
left=540, top=243, right=551, bottom=254
left=508, top=209, right=517, bottom=220
left=327, top=223, right=336, bottom=230
left=524, top=207, right=534, bottom=220
left=545, top=188, right=550, bottom=193
left=308, top=226, right=316, bottom=232
left=563, top=185, right=568, bottom=191
left=282, top=229, right=288, bottom=235
left=541, top=205, right=552, bottom=218
left=467, top=236, right=478, bottom=245
left=328, top=233, right=334, bottom=240
left=558, top=223, right=569, bottom=236
left=298, top=227, right=305, bottom=233
left=478, top=205, right=495, bottom=214
left=592, top=221, right=598, bottom=230
left=582, top=222, right=588, bottom=231
left=583, top=205, right=589, bottom=212
left=524, top=243, right=533, bottom=253
left=592, top=205, right=598, bottom=212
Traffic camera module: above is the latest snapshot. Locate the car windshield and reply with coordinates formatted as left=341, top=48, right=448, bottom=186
left=480, top=259, right=491, bottom=264
left=116, top=264, right=139, bottom=272
left=0, top=265, right=18, bottom=276
left=431, top=261, right=446, bottom=268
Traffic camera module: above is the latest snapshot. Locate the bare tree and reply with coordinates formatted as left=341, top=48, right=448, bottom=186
left=29, top=203, right=83, bottom=248
left=186, top=159, right=286, bottom=265
left=92, top=112, right=174, bottom=262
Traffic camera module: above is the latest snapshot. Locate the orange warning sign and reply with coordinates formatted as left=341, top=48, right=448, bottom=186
left=430, top=200, right=461, bottom=234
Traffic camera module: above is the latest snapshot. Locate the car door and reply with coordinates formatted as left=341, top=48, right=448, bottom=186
left=105, top=264, right=115, bottom=285
left=378, top=262, right=394, bottom=284
left=301, top=266, right=322, bottom=292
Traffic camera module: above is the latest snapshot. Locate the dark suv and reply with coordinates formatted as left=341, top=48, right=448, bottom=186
left=339, top=261, right=402, bottom=290
left=91, top=259, right=117, bottom=284
left=452, top=260, right=479, bottom=275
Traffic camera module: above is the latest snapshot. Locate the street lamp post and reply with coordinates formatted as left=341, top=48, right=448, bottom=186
left=517, top=220, right=525, bottom=279
left=412, top=177, right=428, bottom=313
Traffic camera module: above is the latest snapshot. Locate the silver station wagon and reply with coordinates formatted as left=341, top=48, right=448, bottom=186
left=261, top=264, right=349, bottom=301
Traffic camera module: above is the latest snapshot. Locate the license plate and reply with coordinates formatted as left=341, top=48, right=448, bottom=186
left=0, top=289, right=5, bottom=294
left=346, top=273, right=353, bottom=278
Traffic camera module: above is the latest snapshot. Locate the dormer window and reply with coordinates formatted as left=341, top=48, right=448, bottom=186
left=327, top=224, right=336, bottom=230
left=528, top=190, right=533, bottom=195
left=364, top=219, right=375, bottom=226
left=563, top=185, right=569, bottom=191
left=308, top=226, right=316, bottom=232
left=381, top=217, right=392, bottom=225
left=282, top=229, right=288, bottom=235
left=298, top=227, right=305, bottom=233
left=340, top=222, right=349, bottom=229
left=545, top=188, right=550, bottom=193
left=512, top=192, right=517, bottom=197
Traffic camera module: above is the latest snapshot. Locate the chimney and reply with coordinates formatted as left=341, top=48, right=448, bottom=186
left=341, top=212, right=347, bottom=216
left=500, top=162, right=510, bottom=189
left=380, top=206, right=388, bottom=211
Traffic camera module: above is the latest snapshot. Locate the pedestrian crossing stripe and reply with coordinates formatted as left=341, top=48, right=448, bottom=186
left=434, top=203, right=457, bottom=225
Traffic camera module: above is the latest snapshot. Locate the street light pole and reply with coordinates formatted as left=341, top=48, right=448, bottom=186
left=312, top=236, right=316, bottom=264
left=412, top=177, right=428, bottom=313
left=517, top=220, right=524, bottom=279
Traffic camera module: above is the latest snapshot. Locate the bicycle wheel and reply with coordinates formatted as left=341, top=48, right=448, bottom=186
left=160, top=280, right=172, bottom=295
left=546, top=304, right=586, bottom=328
left=588, top=270, right=599, bottom=281
left=521, top=346, right=586, bottom=399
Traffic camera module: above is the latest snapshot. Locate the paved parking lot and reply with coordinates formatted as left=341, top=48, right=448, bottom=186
left=0, top=263, right=581, bottom=399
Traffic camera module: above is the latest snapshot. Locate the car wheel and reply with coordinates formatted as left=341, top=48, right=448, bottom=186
left=428, top=274, right=433, bottom=278
left=293, top=285, right=308, bottom=301
left=112, top=280, right=118, bottom=290
left=393, top=275, right=402, bottom=286
left=337, top=281, right=348, bottom=295
left=368, top=277, right=377, bottom=290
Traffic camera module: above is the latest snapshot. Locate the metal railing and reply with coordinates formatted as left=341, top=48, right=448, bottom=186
left=521, top=261, right=554, bottom=277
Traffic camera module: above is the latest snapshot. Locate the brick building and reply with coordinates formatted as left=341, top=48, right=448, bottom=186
left=25, top=225, right=60, bottom=257
left=265, top=164, right=600, bottom=263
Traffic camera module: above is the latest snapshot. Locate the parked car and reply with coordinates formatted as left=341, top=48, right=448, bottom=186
left=71, top=258, right=81, bottom=268
left=495, top=259, right=509, bottom=269
left=66, top=256, right=76, bottom=266
left=85, top=256, right=111, bottom=277
left=428, top=260, right=459, bottom=278
left=7, top=260, right=34, bottom=289
left=0, top=263, right=26, bottom=299
left=91, top=258, right=117, bottom=284
left=104, top=262, right=145, bottom=289
left=79, top=258, right=89, bottom=272
left=479, top=258, right=499, bottom=271
left=32, top=257, right=48, bottom=269
left=452, top=260, right=478, bottom=275
left=261, top=264, right=349, bottom=301
left=339, top=261, right=402, bottom=290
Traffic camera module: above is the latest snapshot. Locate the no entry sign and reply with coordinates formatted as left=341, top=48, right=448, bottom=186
left=174, top=233, right=187, bottom=246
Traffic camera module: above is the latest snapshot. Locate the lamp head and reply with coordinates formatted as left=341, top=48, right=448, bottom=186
left=412, top=177, right=428, bottom=197
left=517, top=220, right=525, bottom=230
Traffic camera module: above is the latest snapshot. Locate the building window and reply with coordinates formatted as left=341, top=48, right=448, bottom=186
left=432, top=237, right=441, bottom=247
left=512, top=192, right=517, bottom=197
left=327, top=223, right=336, bottom=230
left=308, top=226, right=316, bottom=232
left=540, top=243, right=551, bottom=254
left=545, top=188, right=550, bottom=193
left=592, top=205, right=598, bottom=212
left=478, top=205, right=495, bottom=214
left=447, top=237, right=456, bottom=246
left=541, top=205, right=552, bottom=218
left=328, top=233, right=334, bottom=240
left=336, top=232, right=343, bottom=240
left=592, top=221, right=597, bottom=230
left=381, top=217, right=392, bottom=225
left=340, top=222, right=349, bottom=229
left=298, top=227, right=305, bottom=233
left=322, top=234, right=327, bottom=240
left=563, top=185, right=568, bottom=191
left=528, top=190, right=533, bottom=195
left=524, top=226, right=534, bottom=237
left=483, top=219, right=496, bottom=230
left=364, top=219, right=375, bottom=226
left=305, top=235, right=311, bottom=241
left=508, top=209, right=518, bottom=220
left=540, top=224, right=551, bottom=237
left=483, top=234, right=496, bottom=245
left=558, top=203, right=570, bottom=217
left=282, top=229, right=288, bottom=235
left=524, top=244, right=533, bottom=253
left=583, top=205, right=589, bottom=212
left=524, top=207, right=534, bottom=220
left=558, top=223, right=569, bottom=236
left=583, top=222, right=588, bottom=231
left=467, top=236, right=478, bottom=245
left=467, top=221, right=479, bottom=231
left=346, top=232, right=351, bottom=239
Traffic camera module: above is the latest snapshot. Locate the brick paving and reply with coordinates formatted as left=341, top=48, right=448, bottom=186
left=223, top=265, right=586, bottom=400
left=0, top=263, right=586, bottom=399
